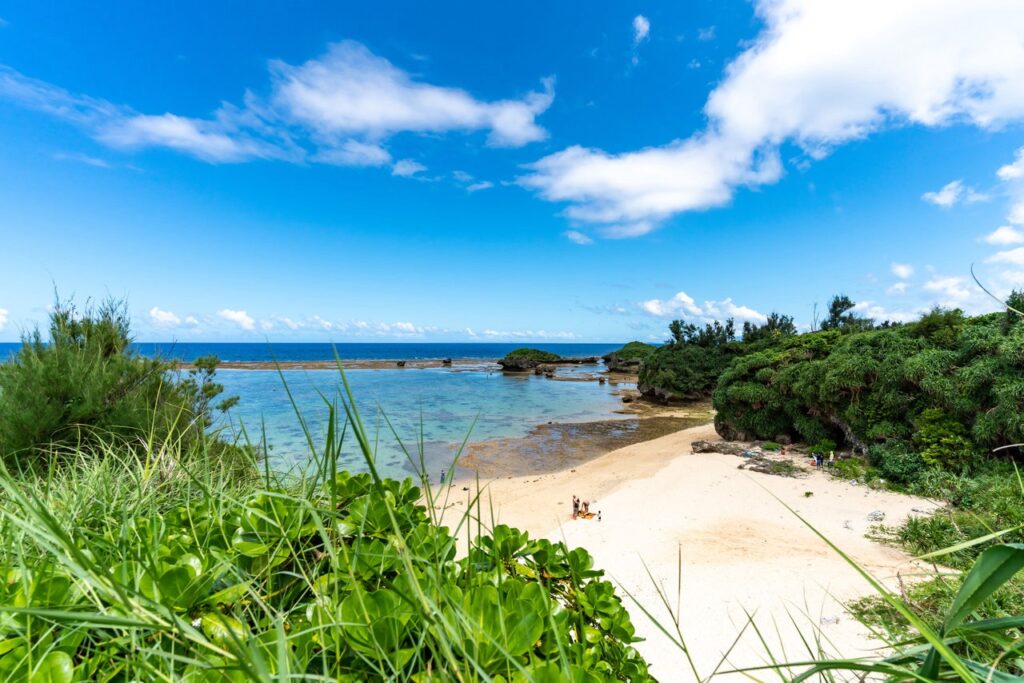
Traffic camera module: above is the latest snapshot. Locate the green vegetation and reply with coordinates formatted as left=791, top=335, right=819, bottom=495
left=637, top=312, right=797, bottom=402
left=0, top=298, right=245, bottom=474
left=0, top=443, right=652, bottom=680
left=2, top=293, right=1023, bottom=680
left=0, top=304, right=652, bottom=680
left=607, top=341, right=656, bottom=361
left=713, top=304, right=1024, bottom=458
left=603, top=341, right=657, bottom=373
left=501, top=348, right=561, bottom=363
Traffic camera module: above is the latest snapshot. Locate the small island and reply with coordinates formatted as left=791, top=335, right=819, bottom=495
left=497, top=347, right=598, bottom=371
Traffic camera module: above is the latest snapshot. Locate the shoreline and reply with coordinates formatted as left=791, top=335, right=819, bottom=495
left=436, top=422, right=941, bottom=680
left=178, top=357, right=610, bottom=371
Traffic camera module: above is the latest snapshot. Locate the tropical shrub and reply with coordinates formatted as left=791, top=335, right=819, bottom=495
left=0, top=299, right=240, bottom=470
left=713, top=303, right=1024, bottom=457
left=868, top=441, right=927, bottom=485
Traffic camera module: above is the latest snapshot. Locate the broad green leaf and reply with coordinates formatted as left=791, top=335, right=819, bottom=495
left=30, top=651, right=73, bottom=683
left=943, top=543, right=1024, bottom=632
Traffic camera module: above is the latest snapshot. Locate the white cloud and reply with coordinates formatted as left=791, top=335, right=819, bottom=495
left=640, top=290, right=765, bottom=323
left=923, top=276, right=973, bottom=306
left=521, top=1, right=1024, bottom=237
left=986, top=247, right=1024, bottom=266
left=922, top=180, right=963, bottom=208
left=891, top=262, right=914, bottom=279
left=997, top=147, right=1024, bottom=181
left=852, top=301, right=921, bottom=323
left=641, top=291, right=702, bottom=317
left=886, top=282, right=909, bottom=295
left=1009, top=202, right=1024, bottom=226
left=392, top=321, right=417, bottom=333
left=921, top=180, right=988, bottom=208
left=633, top=15, right=651, bottom=45
left=392, top=159, right=426, bottom=177
left=697, top=26, right=716, bottom=41
left=0, top=308, right=7, bottom=331
left=316, top=140, right=390, bottom=166
left=52, top=151, right=111, bottom=168
left=480, top=329, right=577, bottom=340
left=703, top=298, right=767, bottom=323
left=984, top=226, right=1024, bottom=245
left=184, top=316, right=199, bottom=326
left=99, top=113, right=279, bottom=163
left=312, top=315, right=335, bottom=331
left=998, top=270, right=1024, bottom=287
left=148, top=306, right=182, bottom=327
left=217, top=309, right=255, bottom=331
left=466, top=181, right=494, bottom=192
left=270, top=41, right=554, bottom=148
left=565, top=230, right=593, bottom=245
left=0, top=41, right=554, bottom=165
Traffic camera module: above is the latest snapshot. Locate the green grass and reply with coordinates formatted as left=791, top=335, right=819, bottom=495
left=0, top=372, right=653, bottom=681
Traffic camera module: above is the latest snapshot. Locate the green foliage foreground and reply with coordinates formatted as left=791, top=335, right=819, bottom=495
left=0, top=428, right=651, bottom=681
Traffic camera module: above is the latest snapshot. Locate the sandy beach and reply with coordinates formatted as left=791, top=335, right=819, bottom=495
left=440, top=423, right=941, bottom=681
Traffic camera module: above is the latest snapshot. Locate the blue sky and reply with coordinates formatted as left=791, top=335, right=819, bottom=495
left=2, top=1, right=1024, bottom=342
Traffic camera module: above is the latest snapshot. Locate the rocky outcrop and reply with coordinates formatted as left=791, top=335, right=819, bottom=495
left=691, top=440, right=749, bottom=457
left=713, top=414, right=756, bottom=441
left=603, top=352, right=643, bottom=373
left=498, top=356, right=598, bottom=372
left=637, top=382, right=683, bottom=404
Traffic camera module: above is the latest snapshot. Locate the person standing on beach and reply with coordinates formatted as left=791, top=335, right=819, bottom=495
left=572, top=495, right=579, bottom=519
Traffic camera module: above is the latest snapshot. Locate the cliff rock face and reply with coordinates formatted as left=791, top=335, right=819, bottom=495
left=497, top=357, right=542, bottom=371
left=602, top=352, right=643, bottom=373
left=713, top=414, right=756, bottom=441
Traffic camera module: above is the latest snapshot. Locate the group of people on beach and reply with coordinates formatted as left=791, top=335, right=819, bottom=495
left=571, top=495, right=601, bottom=521
left=811, top=451, right=836, bottom=469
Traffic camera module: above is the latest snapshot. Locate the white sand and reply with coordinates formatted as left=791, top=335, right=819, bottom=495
left=439, top=423, right=940, bottom=681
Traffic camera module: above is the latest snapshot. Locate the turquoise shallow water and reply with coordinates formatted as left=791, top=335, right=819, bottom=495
left=214, top=366, right=633, bottom=479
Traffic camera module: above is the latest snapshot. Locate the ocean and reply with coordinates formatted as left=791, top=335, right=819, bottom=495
left=1, top=342, right=634, bottom=478
left=0, top=342, right=621, bottom=363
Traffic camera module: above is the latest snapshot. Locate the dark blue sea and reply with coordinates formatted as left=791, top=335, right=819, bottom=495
left=0, top=342, right=621, bottom=363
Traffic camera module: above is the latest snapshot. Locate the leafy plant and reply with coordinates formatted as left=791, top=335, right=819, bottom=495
left=0, top=368, right=654, bottom=681
left=0, top=298, right=242, bottom=472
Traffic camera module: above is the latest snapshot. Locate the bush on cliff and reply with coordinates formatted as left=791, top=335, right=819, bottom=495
left=602, top=341, right=656, bottom=372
